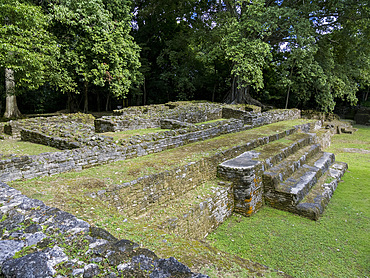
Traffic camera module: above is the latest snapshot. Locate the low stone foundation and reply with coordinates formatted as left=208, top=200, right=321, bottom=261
left=244, top=109, right=301, bottom=126
left=1, top=109, right=304, bottom=183
left=97, top=102, right=225, bottom=133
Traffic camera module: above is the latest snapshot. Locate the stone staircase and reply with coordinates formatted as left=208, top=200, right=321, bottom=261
left=126, top=126, right=347, bottom=241
left=219, top=131, right=347, bottom=220
left=263, top=144, right=347, bottom=220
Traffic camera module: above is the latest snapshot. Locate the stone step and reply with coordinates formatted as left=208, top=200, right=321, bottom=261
left=133, top=180, right=234, bottom=239
left=217, top=132, right=316, bottom=216
left=265, top=151, right=335, bottom=210
left=263, top=143, right=321, bottom=193
left=289, top=162, right=347, bottom=220
left=251, top=132, right=315, bottom=171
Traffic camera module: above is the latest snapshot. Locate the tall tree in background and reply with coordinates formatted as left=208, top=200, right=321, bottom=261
left=213, top=0, right=272, bottom=105
left=265, top=0, right=369, bottom=111
left=0, top=0, right=58, bottom=118
left=132, top=0, right=219, bottom=103
left=133, top=0, right=369, bottom=111
left=48, top=0, right=141, bottom=112
left=1, top=0, right=368, bottom=114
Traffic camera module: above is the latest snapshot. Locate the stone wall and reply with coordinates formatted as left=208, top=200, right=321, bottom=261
left=118, top=119, right=244, bottom=146
left=0, top=119, right=245, bottom=182
left=20, top=129, right=81, bottom=150
left=113, top=104, right=169, bottom=116
left=159, top=182, right=234, bottom=239
left=95, top=116, right=160, bottom=133
left=20, top=128, right=114, bottom=150
left=18, top=116, right=113, bottom=149
left=97, top=106, right=299, bottom=134
left=96, top=102, right=224, bottom=133
left=1, top=109, right=306, bottom=184
left=3, top=113, right=95, bottom=139
left=164, top=104, right=222, bottom=123
left=244, top=109, right=301, bottom=126
left=0, top=146, right=125, bottom=182
left=0, top=182, right=208, bottom=278
left=218, top=154, right=264, bottom=216
left=221, top=105, right=261, bottom=120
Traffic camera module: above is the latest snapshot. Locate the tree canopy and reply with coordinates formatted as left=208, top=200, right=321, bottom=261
left=0, top=0, right=58, bottom=117
left=1, top=0, right=369, bottom=117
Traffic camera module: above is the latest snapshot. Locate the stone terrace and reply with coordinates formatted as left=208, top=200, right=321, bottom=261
left=0, top=102, right=350, bottom=277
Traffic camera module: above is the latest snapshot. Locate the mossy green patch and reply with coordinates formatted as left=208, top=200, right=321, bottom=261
left=194, top=119, right=226, bottom=125
left=102, top=128, right=168, bottom=141
left=0, top=139, right=59, bottom=157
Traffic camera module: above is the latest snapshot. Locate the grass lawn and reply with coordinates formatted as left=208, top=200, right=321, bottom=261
left=102, top=127, right=167, bottom=141
left=0, top=138, right=59, bottom=157
left=206, top=125, right=370, bottom=277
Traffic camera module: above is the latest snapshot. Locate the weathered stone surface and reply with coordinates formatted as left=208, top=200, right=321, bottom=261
left=102, top=127, right=304, bottom=217
left=83, top=263, right=100, bottom=278
left=0, top=240, right=25, bottom=266
left=160, top=118, right=195, bottom=129
left=218, top=152, right=263, bottom=217
left=294, top=162, right=348, bottom=220
left=158, top=181, right=234, bottom=239
left=2, top=246, right=68, bottom=278
left=0, top=182, right=208, bottom=278
left=116, top=255, right=206, bottom=278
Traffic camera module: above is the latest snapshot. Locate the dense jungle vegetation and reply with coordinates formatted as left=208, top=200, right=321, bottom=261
left=1, top=0, right=369, bottom=117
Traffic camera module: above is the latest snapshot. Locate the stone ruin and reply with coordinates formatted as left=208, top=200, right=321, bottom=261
left=0, top=101, right=355, bottom=277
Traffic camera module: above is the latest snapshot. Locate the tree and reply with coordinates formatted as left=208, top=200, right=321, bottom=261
left=47, top=0, right=141, bottom=112
left=0, top=0, right=58, bottom=118
left=215, top=0, right=272, bottom=105
left=265, top=0, right=369, bottom=111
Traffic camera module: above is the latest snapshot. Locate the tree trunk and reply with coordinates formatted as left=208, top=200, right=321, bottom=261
left=285, top=61, right=295, bottom=109
left=285, top=85, right=291, bottom=109
left=212, top=66, right=217, bottom=102
left=96, top=91, right=101, bottom=112
left=83, top=81, right=88, bottom=113
left=105, top=93, right=110, bottom=111
left=4, top=68, right=21, bottom=118
left=67, top=91, right=78, bottom=113
left=364, top=86, right=369, bottom=102
left=143, top=77, right=147, bottom=105
left=212, top=84, right=216, bottom=102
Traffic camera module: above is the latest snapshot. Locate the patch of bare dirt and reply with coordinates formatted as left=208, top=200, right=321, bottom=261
left=342, top=148, right=370, bottom=154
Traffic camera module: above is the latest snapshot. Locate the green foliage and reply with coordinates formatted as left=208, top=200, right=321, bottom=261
left=219, top=0, right=272, bottom=90
left=133, top=0, right=369, bottom=111
left=267, top=0, right=370, bottom=111
left=2, top=0, right=369, bottom=113
left=0, top=0, right=58, bottom=93
left=48, top=0, right=141, bottom=98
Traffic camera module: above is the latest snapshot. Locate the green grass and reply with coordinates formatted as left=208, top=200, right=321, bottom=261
left=0, top=138, right=59, bottom=157
left=194, top=119, right=226, bottom=125
left=102, top=127, right=168, bottom=141
left=207, top=125, right=370, bottom=277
